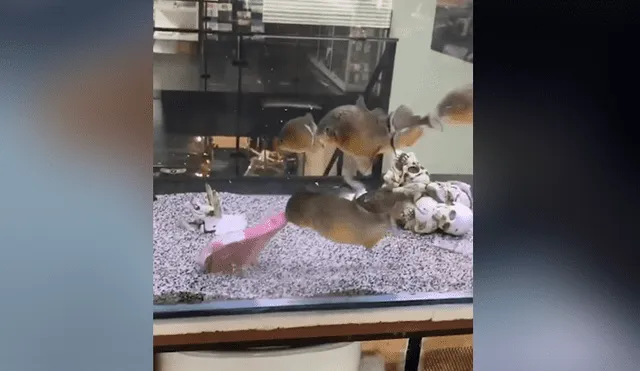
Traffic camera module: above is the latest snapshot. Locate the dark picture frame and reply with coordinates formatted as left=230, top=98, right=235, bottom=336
left=430, top=0, right=473, bottom=63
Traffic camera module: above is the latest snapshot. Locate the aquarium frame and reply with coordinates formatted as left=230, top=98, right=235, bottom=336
left=153, top=291, right=472, bottom=320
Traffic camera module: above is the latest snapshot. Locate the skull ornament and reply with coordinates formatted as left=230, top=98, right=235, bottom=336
left=395, top=200, right=417, bottom=230
left=400, top=152, right=430, bottom=186
left=434, top=202, right=473, bottom=236
left=413, top=196, right=439, bottom=234
left=383, top=150, right=431, bottom=192
left=381, top=151, right=473, bottom=237
left=426, top=181, right=473, bottom=209
left=383, top=150, right=409, bottom=188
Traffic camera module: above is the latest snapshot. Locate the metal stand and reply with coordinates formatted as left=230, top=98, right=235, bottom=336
left=323, top=149, right=342, bottom=176
left=230, top=35, right=250, bottom=176
left=404, top=337, right=423, bottom=371
left=198, top=0, right=208, bottom=91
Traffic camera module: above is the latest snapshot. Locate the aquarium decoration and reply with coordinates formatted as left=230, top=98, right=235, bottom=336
left=196, top=212, right=288, bottom=275
left=383, top=151, right=473, bottom=236
left=179, top=183, right=248, bottom=235
left=244, top=148, right=287, bottom=177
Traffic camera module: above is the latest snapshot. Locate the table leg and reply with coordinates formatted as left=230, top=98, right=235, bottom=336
left=404, top=337, right=422, bottom=371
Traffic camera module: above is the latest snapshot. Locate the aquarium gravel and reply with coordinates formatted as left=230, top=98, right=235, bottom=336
left=153, top=192, right=473, bottom=304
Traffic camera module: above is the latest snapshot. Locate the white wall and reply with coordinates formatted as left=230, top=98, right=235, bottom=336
left=386, top=0, right=473, bottom=175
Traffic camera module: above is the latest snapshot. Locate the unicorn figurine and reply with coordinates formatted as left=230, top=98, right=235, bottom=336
left=180, top=183, right=248, bottom=235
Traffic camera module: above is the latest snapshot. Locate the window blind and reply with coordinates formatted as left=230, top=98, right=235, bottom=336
left=260, top=0, right=393, bottom=29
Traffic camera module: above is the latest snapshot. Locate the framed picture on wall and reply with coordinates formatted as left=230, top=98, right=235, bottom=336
left=430, top=0, right=473, bottom=63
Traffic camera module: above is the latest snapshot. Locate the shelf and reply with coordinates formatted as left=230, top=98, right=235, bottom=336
left=154, top=1, right=198, bottom=13
left=154, top=31, right=199, bottom=42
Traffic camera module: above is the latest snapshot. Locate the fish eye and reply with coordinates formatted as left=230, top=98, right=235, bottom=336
left=408, top=166, right=420, bottom=173
left=193, top=204, right=200, bottom=210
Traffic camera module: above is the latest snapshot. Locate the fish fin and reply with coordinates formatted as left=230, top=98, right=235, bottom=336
left=304, top=112, right=315, bottom=122
left=354, top=201, right=373, bottom=215
left=343, top=172, right=368, bottom=197
left=304, top=113, right=318, bottom=135
left=391, top=102, right=443, bottom=133
left=389, top=105, right=416, bottom=131
left=301, top=115, right=317, bottom=147
left=355, top=95, right=368, bottom=110
left=371, top=108, right=387, bottom=120
left=391, top=125, right=425, bottom=149
left=389, top=216, right=403, bottom=237
left=419, top=113, right=444, bottom=132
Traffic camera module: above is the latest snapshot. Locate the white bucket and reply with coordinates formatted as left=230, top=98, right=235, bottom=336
left=158, top=342, right=362, bottom=371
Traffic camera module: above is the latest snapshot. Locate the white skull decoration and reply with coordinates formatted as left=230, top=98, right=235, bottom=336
left=400, top=152, right=430, bottom=186
left=383, top=151, right=430, bottom=192
left=433, top=202, right=473, bottom=236
left=381, top=151, right=473, bottom=236
left=395, top=200, right=418, bottom=230
left=426, top=181, right=473, bottom=210
left=383, top=151, right=407, bottom=188
left=412, top=196, right=440, bottom=234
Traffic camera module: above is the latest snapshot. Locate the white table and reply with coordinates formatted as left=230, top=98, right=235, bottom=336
left=153, top=295, right=472, bottom=371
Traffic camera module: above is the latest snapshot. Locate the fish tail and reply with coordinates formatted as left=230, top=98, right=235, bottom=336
left=420, top=114, right=443, bottom=132
left=389, top=216, right=403, bottom=237
left=343, top=173, right=368, bottom=197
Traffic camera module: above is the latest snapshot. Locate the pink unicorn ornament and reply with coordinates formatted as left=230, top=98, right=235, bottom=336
left=181, top=183, right=288, bottom=275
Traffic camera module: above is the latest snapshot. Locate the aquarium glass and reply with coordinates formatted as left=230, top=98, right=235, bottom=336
left=153, top=0, right=473, bottom=313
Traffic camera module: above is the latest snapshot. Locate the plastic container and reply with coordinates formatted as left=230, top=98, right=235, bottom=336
left=157, top=342, right=361, bottom=371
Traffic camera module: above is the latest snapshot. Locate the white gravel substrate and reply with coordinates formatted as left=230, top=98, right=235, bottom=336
left=153, top=192, right=473, bottom=304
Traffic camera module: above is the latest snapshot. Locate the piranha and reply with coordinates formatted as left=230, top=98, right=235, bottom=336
left=285, top=190, right=394, bottom=249
left=340, top=173, right=418, bottom=215
left=309, top=95, right=437, bottom=174
left=276, top=112, right=321, bottom=154
left=276, top=84, right=473, bottom=173
left=436, top=83, right=473, bottom=123
left=285, top=175, right=413, bottom=249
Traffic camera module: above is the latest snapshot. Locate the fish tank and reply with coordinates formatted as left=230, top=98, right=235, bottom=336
left=153, top=0, right=473, bottom=318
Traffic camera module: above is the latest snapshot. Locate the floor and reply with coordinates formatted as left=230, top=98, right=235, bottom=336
left=361, top=335, right=473, bottom=371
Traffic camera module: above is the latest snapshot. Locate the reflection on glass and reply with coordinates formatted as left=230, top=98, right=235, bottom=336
left=154, top=25, right=394, bottom=178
